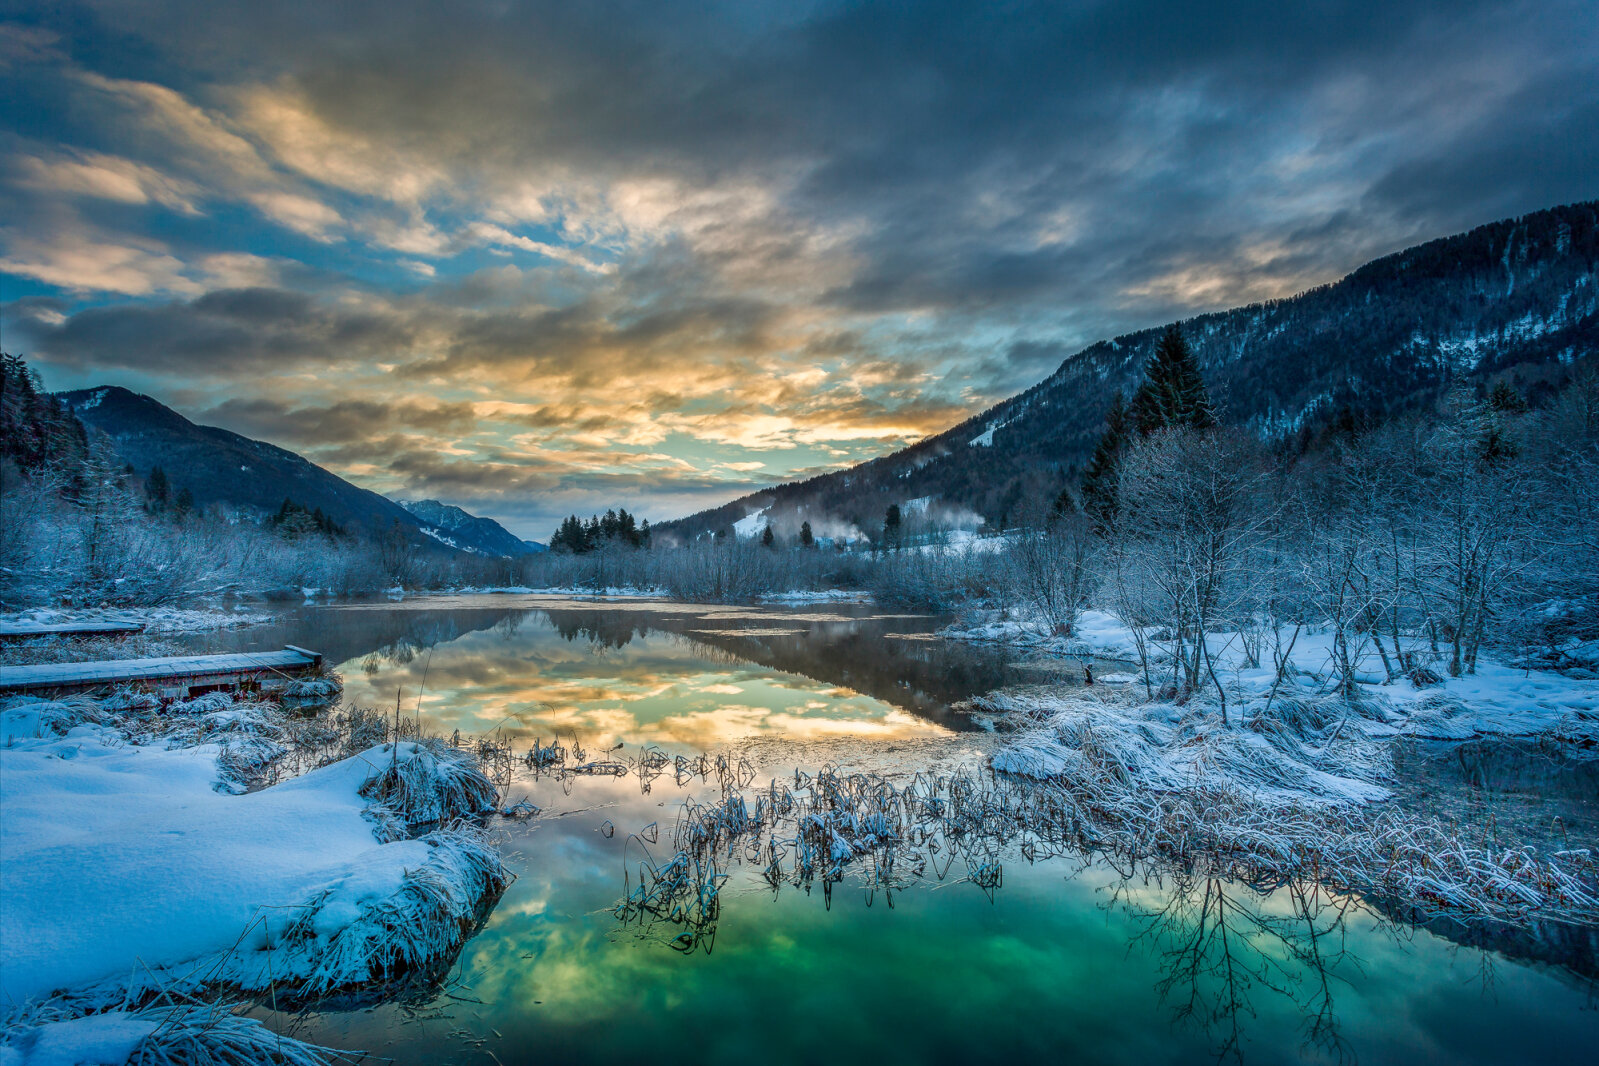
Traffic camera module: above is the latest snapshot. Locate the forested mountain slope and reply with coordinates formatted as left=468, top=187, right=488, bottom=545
left=660, top=201, right=1599, bottom=541
left=59, top=385, right=440, bottom=548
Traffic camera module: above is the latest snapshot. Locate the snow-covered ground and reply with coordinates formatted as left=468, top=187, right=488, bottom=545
left=956, top=606, right=1599, bottom=809
left=0, top=693, right=507, bottom=1061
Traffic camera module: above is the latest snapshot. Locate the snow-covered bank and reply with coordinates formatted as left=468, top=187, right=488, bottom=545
left=951, top=606, right=1599, bottom=743
left=757, top=589, right=872, bottom=604
left=0, top=604, right=272, bottom=635
left=1, top=1002, right=350, bottom=1066
left=986, top=687, right=1395, bottom=806
left=977, top=683, right=1599, bottom=924
left=0, top=691, right=509, bottom=1054
left=412, top=584, right=670, bottom=599
left=940, top=607, right=1136, bottom=656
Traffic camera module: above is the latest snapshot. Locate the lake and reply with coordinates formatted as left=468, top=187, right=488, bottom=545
left=191, top=594, right=1598, bottom=1064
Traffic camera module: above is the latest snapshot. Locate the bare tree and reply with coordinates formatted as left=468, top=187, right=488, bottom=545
left=1110, top=429, right=1276, bottom=719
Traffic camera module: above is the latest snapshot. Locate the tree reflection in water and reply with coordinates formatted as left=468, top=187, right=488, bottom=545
left=1113, top=868, right=1367, bottom=1063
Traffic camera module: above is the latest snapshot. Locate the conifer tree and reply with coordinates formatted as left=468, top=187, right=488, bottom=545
left=761, top=524, right=775, bottom=548
left=1080, top=390, right=1128, bottom=530
left=1488, top=381, right=1529, bottom=413
left=1131, top=325, right=1215, bottom=436
left=799, top=521, right=815, bottom=548
left=145, top=466, right=170, bottom=511
left=882, top=504, right=902, bottom=550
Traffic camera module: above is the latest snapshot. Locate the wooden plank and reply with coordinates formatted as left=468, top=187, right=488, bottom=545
left=0, top=647, right=321, bottom=693
left=0, top=621, right=146, bottom=640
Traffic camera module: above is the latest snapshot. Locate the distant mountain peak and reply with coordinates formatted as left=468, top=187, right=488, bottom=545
left=394, top=498, right=544, bottom=556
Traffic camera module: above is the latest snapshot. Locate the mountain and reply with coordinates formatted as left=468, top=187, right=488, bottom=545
left=59, top=386, right=468, bottom=551
left=659, top=201, right=1599, bottom=540
left=396, top=499, right=545, bottom=556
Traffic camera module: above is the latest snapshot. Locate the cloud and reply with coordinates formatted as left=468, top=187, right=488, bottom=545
left=1, top=0, right=1595, bottom=531
left=0, top=230, right=200, bottom=296
left=14, top=150, right=201, bottom=213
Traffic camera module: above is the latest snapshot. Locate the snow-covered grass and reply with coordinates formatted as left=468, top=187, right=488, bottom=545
left=939, top=590, right=1599, bottom=926
left=2, top=1000, right=354, bottom=1066
left=0, top=633, right=188, bottom=667
left=979, top=683, right=1598, bottom=924
left=0, top=690, right=510, bottom=1062
left=941, top=607, right=1136, bottom=655
left=986, top=686, right=1394, bottom=807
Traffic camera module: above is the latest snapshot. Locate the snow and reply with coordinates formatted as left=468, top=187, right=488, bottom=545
left=1, top=1011, right=157, bottom=1065
left=971, top=609, right=1599, bottom=808
left=71, top=388, right=108, bottom=413
left=419, top=525, right=487, bottom=554
left=732, top=508, right=770, bottom=540
left=989, top=691, right=1398, bottom=808
left=968, top=426, right=995, bottom=447
left=0, top=606, right=270, bottom=635
left=0, top=720, right=502, bottom=1010
left=757, top=589, right=872, bottom=603
left=446, top=584, right=669, bottom=598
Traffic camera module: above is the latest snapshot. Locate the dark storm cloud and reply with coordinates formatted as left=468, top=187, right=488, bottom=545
left=201, top=396, right=478, bottom=447
left=7, top=288, right=415, bottom=374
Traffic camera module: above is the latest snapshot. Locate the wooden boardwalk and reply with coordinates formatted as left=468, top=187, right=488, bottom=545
left=0, top=621, right=146, bottom=641
left=0, top=646, right=324, bottom=698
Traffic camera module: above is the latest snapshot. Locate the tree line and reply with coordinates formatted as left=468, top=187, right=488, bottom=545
left=549, top=509, right=651, bottom=553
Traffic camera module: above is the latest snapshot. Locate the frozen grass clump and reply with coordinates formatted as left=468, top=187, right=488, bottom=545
left=0, top=694, right=105, bottom=744
left=215, top=736, right=290, bottom=791
left=1, top=1001, right=352, bottom=1066
left=101, top=688, right=163, bottom=715
left=275, top=825, right=508, bottom=999
left=170, top=692, right=236, bottom=716
left=357, top=739, right=500, bottom=837
left=280, top=675, right=344, bottom=711
left=989, top=687, right=1393, bottom=808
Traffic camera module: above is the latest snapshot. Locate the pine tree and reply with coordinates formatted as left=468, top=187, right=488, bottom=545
left=882, top=504, right=902, bottom=550
left=1130, top=325, right=1215, bottom=436
left=1488, top=381, right=1529, bottom=413
left=145, top=466, right=171, bottom=511
left=761, top=524, right=775, bottom=548
left=799, top=521, right=815, bottom=548
left=1080, top=390, right=1128, bottom=530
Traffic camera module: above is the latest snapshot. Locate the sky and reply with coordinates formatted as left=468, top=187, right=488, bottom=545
left=2, top=1, right=1596, bottom=539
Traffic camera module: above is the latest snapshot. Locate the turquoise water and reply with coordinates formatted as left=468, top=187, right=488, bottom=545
left=218, top=596, right=1596, bottom=1065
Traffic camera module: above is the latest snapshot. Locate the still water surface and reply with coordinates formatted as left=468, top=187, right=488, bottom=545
left=192, top=595, right=1597, bottom=1064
